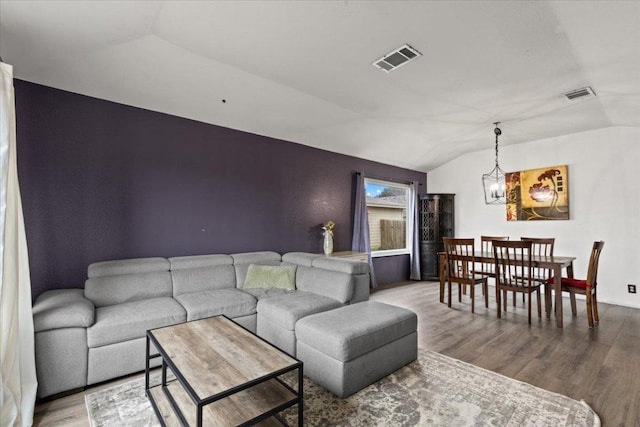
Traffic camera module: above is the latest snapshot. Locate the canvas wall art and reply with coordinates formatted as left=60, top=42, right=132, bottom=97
left=505, top=165, right=569, bottom=221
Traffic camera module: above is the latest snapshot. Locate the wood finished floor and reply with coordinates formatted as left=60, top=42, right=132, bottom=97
left=33, top=281, right=640, bottom=426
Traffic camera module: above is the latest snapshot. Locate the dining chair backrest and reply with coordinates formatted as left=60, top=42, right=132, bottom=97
left=520, top=237, right=555, bottom=257
left=481, top=235, right=510, bottom=253
left=493, top=240, right=533, bottom=289
left=443, top=237, right=477, bottom=281
left=520, top=237, right=555, bottom=281
left=586, top=241, right=605, bottom=289
left=480, top=235, right=509, bottom=275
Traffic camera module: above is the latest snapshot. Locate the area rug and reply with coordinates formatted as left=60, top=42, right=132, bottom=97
left=85, top=351, right=600, bottom=427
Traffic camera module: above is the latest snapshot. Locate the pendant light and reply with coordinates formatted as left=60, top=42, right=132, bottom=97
left=482, top=122, right=506, bottom=204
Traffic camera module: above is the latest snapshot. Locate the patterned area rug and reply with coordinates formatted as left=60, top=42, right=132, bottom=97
left=85, top=351, right=600, bottom=427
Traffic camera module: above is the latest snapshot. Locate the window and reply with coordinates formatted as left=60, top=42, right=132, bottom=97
left=364, top=178, right=411, bottom=257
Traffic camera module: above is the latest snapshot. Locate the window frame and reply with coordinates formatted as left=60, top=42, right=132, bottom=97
left=364, top=178, right=411, bottom=258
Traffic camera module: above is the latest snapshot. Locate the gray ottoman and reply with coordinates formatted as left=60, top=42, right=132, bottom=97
left=295, top=301, right=418, bottom=398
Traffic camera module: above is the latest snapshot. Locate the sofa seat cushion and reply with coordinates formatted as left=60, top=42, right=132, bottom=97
left=295, top=301, right=418, bottom=361
left=87, top=297, right=186, bottom=348
left=176, top=289, right=257, bottom=321
left=241, top=288, right=295, bottom=300
left=256, top=291, right=343, bottom=331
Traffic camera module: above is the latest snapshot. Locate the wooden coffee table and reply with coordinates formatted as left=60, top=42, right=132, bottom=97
left=145, top=315, right=303, bottom=426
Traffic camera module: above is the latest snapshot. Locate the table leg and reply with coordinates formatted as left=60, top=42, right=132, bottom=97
left=439, top=254, right=446, bottom=304
left=545, top=283, right=552, bottom=320
left=298, top=366, right=304, bottom=427
left=554, top=266, right=563, bottom=328
left=145, top=336, right=150, bottom=393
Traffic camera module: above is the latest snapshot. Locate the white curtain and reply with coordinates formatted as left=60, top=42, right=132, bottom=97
left=0, top=62, right=37, bottom=427
left=408, top=181, right=421, bottom=280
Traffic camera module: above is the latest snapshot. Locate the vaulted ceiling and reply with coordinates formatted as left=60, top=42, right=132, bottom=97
left=1, top=1, right=639, bottom=172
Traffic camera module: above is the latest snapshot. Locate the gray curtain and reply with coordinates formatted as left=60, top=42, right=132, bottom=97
left=352, top=172, right=377, bottom=287
left=409, top=181, right=421, bottom=280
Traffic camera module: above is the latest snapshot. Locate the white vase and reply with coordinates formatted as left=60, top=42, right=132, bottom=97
left=323, top=232, right=334, bottom=255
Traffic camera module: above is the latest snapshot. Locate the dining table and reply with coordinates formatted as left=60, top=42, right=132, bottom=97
left=438, top=252, right=576, bottom=328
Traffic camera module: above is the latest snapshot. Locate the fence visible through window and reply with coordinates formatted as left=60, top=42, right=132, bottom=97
left=380, top=219, right=406, bottom=250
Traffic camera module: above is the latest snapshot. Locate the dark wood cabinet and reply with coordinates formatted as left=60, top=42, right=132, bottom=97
left=419, top=193, right=455, bottom=280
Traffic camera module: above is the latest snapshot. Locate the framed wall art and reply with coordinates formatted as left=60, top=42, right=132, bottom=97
left=505, top=165, right=569, bottom=221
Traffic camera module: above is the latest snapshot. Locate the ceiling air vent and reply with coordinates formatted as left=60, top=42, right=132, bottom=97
left=373, top=44, right=421, bottom=73
left=564, top=86, right=596, bottom=101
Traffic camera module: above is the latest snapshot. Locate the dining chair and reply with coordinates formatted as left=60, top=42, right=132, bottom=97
left=476, top=236, right=509, bottom=297
left=493, top=240, right=542, bottom=325
left=443, top=237, right=488, bottom=313
left=518, top=237, right=555, bottom=312
left=546, top=241, right=604, bottom=328
left=480, top=235, right=509, bottom=277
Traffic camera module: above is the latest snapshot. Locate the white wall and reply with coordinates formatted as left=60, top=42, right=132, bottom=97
left=427, top=126, right=640, bottom=309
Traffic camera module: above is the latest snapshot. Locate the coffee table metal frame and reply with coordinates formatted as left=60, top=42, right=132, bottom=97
left=145, top=315, right=303, bottom=427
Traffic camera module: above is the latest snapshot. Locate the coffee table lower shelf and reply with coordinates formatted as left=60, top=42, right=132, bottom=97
left=147, top=377, right=299, bottom=427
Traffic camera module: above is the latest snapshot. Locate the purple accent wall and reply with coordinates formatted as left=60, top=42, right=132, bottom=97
left=15, top=80, right=426, bottom=300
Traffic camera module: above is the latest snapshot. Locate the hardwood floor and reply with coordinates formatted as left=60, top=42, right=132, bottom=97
left=34, top=281, right=640, bottom=426
left=370, top=281, right=640, bottom=427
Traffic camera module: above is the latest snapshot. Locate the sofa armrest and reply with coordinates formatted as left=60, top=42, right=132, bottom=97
left=33, top=289, right=95, bottom=332
left=310, top=257, right=370, bottom=275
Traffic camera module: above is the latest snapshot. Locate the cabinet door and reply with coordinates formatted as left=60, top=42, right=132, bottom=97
left=419, top=196, right=438, bottom=243
left=419, top=193, right=454, bottom=280
left=420, top=242, right=439, bottom=279
left=438, top=195, right=455, bottom=238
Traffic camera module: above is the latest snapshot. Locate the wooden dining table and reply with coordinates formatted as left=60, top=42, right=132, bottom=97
left=438, top=252, right=576, bottom=328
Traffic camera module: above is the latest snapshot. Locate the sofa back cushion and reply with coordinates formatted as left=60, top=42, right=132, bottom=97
left=295, top=266, right=354, bottom=304
left=85, top=258, right=172, bottom=307
left=231, top=251, right=282, bottom=288
left=169, top=255, right=235, bottom=296
left=281, top=252, right=320, bottom=267
left=88, top=257, right=170, bottom=278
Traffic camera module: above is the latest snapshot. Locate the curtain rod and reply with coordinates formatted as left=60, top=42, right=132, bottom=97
left=355, top=171, right=423, bottom=186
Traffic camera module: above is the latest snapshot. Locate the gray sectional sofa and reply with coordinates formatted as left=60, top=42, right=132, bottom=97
left=32, top=251, right=371, bottom=398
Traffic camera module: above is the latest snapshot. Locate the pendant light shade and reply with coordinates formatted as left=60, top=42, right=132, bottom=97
left=482, top=123, right=506, bottom=205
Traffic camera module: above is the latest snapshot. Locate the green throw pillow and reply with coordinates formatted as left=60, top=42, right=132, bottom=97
left=243, top=264, right=297, bottom=290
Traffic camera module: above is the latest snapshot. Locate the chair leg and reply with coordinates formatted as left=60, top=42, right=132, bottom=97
left=536, top=289, right=542, bottom=318
left=570, top=291, right=577, bottom=316
left=512, top=291, right=516, bottom=307
left=484, top=283, right=489, bottom=308
left=503, top=290, right=508, bottom=311
left=586, top=292, right=594, bottom=328
left=448, top=281, right=452, bottom=308
left=471, top=284, right=475, bottom=313
left=592, top=290, right=599, bottom=323
left=458, top=284, right=462, bottom=303
left=496, top=286, right=502, bottom=319
left=527, top=291, right=532, bottom=325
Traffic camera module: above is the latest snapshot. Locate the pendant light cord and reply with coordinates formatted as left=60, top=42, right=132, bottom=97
left=494, top=122, right=502, bottom=172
